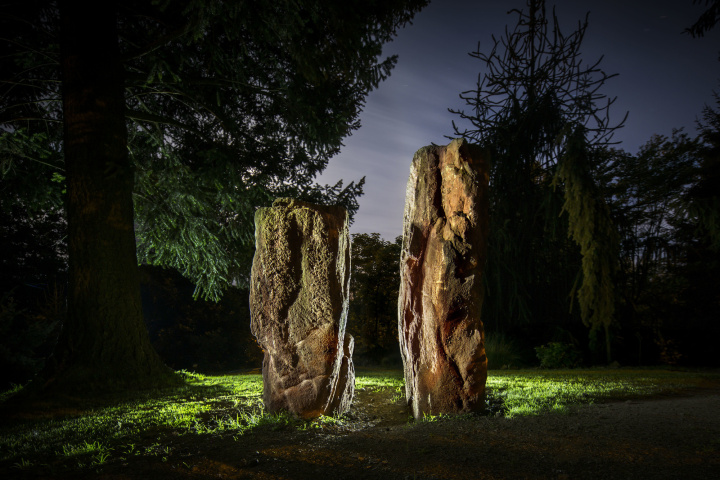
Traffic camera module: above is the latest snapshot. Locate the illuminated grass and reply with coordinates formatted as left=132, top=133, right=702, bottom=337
left=487, top=369, right=715, bottom=417
left=0, top=368, right=716, bottom=473
left=355, top=368, right=404, bottom=390
left=0, top=371, right=268, bottom=472
left=355, top=368, right=406, bottom=403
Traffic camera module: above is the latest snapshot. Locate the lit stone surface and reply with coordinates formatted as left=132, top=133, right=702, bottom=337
left=398, top=138, right=490, bottom=419
left=250, top=198, right=354, bottom=418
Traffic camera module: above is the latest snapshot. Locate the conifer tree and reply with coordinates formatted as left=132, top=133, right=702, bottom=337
left=451, top=0, right=624, bottom=360
left=0, top=0, right=427, bottom=393
left=685, top=0, right=720, bottom=38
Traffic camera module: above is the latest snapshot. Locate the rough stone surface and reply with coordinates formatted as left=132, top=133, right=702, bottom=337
left=398, top=138, right=490, bottom=419
left=250, top=198, right=354, bottom=418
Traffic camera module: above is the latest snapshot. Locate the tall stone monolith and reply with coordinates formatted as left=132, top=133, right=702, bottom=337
left=398, top=138, right=490, bottom=419
left=250, top=198, right=354, bottom=418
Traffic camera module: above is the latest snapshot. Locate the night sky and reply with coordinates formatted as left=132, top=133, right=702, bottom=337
left=318, top=0, right=720, bottom=241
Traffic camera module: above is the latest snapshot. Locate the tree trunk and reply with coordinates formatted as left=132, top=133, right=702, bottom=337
left=37, top=0, right=175, bottom=394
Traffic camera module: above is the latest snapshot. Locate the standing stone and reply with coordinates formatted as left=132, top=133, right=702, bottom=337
left=398, top=138, right=490, bottom=419
left=250, top=198, right=354, bottom=418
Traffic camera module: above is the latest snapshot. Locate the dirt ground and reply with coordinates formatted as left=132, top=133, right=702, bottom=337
left=15, top=380, right=711, bottom=480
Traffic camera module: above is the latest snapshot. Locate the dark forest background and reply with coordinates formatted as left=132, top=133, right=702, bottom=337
left=1, top=0, right=719, bottom=391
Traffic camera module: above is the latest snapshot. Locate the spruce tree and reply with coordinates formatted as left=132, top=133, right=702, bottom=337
left=451, top=0, right=623, bottom=360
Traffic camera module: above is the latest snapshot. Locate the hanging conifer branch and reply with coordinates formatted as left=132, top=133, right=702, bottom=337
left=554, top=125, right=618, bottom=360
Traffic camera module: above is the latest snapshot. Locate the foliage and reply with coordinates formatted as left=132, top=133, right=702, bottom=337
left=0, top=2, right=66, bottom=235
left=347, top=233, right=402, bottom=365
left=534, top=342, right=581, bottom=369
left=450, top=0, right=624, bottom=359
left=0, top=127, right=67, bottom=294
left=0, top=204, right=66, bottom=286
left=0, top=196, right=66, bottom=388
left=0, top=166, right=66, bottom=387
left=0, top=0, right=427, bottom=300
left=685, top=0, right=720, bottom=38
left=127, top=0, right=419, bottom=299
left=606, top=133, right=701, bottom=322
left=139, top=265, right=263, bottom=372
left=689, top=93, right=720, bottom=250
left=0, top=289, right=61, bottom=389
left=0, top=129, right=65, bottom=215
left=602, top=97, right=720, bottom=366
left=555, top=127, right=618, bottom=355
left=484, top=333, right=522, bottom=369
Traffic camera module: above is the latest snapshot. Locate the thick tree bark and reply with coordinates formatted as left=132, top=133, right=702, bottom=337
left=36, top=0, right=174, bottom=393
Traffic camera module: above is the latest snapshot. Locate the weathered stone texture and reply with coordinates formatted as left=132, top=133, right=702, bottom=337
left=398, top=138, right=489, bottom=419
left=250, top=198, right=354, bottom=418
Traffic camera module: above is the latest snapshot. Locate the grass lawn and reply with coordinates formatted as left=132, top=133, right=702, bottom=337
left=1, top=368, right=717, bottom=475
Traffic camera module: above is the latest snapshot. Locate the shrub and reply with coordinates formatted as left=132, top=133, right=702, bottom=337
left=0, top=288, right=61, bottom=388
left=535, top=342, right=581, bottom=369
left=485, top=333, right=521, bottom=369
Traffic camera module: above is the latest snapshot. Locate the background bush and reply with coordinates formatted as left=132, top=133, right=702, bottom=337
left=535, top=342, right=582, bottom=369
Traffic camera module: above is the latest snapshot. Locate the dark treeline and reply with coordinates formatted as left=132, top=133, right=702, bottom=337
left=346, top=233, right=402, bottom=366
left=445, top=0, right=719, bottom=367
left=1, top=0, right=718, bottom=392
left=2, top=111, right=719, bottom=387
left=346, top=105, right=720, bottom=368
left=350, top=0, right=720, bottom=368
left=346, top=109, right=720, bottom=369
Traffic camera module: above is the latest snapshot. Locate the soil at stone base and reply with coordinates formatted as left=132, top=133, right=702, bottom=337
left=8, top=380, right=720, bottom=480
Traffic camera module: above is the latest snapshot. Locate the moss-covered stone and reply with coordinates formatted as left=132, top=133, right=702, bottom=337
left=250, top=198, right=354, bottom=418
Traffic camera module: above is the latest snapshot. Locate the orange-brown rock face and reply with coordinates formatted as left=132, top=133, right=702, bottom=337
left=398, top=138, right=489, bottom=419
left=250, top=198, right=354, bottom=418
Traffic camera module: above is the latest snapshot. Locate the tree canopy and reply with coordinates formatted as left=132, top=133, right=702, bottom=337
left=1, top=0, right=428, bottom=299
left=0, top=0, right=428, bottom=393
